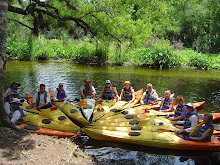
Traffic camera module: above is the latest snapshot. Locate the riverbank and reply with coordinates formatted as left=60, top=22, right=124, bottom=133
left=0, top=126, right=94, bottom=165
left=6, top=37, right=220, bottom=70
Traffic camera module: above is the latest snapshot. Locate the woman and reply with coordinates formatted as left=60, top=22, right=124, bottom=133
left=119, top=81, right=135, bottom=103
left=98, top=80, right=119, bottom=101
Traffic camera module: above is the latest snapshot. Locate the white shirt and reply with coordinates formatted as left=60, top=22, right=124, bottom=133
left=33, top=92, right=50, bottom=105
left=80, top=85, right=96, bottom=97
left=10, top=109, right=26, bottom=124
left=53, top=89, right=69, bottom=101
left=177, top=115, right=199, bottom=132
left=4, top=102, right=11, bottom=115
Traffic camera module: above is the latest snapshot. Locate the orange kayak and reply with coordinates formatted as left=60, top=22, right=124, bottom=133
left=19, top=123, right=81, bottom=140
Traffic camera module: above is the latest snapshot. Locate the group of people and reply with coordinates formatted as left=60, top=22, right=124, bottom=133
left=4, top=79, right=214, bottom=142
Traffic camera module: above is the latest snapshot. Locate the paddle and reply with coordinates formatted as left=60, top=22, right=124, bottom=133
left=77, top=100, right=88, bottom=107
left=25, top=109, right=51, bottom=119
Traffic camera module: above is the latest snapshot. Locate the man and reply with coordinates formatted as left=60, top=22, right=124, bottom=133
left=4, top=81, right=22, bottom=98
left=8, top=98, right=26, bottom=125
left=158, top=90, right=175, bottom=112
left=181, top=113, right=214, bottom=142
left=53, top=83, right=69, bottom=102
left=98, top=80, right=119, bottom=101
left=119, top=81, right=135, bottom=103
left=174, top=102, right=199, bottom=133
left=32, top=84, right=52, bottom=110
left=140, top=83, right=158, bottom=105
left=80, top=78, right=96, bottom=99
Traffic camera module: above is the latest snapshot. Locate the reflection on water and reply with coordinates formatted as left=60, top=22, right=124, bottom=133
left=5, top=60, right=220, bottom=164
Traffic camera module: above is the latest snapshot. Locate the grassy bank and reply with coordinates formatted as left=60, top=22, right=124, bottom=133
left=6, top=36, right=220, bottom=69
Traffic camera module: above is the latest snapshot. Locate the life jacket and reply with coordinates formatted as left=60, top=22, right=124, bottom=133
left=143, top=89, right=156, bottom=105
left=37, top=91, right=48, bottom=106
left=4, top=98, right=11, bottom=103
left=195, top=122, right=213, bottom=141
left=103, top=85, right=115, bottom=100
left=123, top=86, right=133, bottom=101
left=161, top=97, right=175, bottom=110
left=174, top=104, right=186, bottom=118
left=83, top=85, right=92, bottom=97
left=9, top=106, right=25, bottom=125
left=56, top=89, right=66, bottom=100
left=183, top=110, right=199, bottom=129
left=9, top=85, right=19, bottom=97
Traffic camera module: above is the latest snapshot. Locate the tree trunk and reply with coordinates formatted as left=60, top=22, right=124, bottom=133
left=0, top=0, right=25, bottom=132
left=0, top=0, right=8, bottom=123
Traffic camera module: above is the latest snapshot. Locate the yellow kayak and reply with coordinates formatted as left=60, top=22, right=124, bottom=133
left=53, top=101, right=89, bottom=126
left=21, top=102, right=77, bottom=128
left=92, top=100, right=115, bottom=122
left=84, top=113, right=220, bottom=151
left=23, top=112, right=79, bottom=132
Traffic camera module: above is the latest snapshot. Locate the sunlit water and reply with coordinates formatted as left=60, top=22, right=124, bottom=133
left=5, top=60, right=220, bottom=164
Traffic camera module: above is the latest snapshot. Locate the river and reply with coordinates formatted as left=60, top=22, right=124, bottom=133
left=5, top=60, right=220, bottom=164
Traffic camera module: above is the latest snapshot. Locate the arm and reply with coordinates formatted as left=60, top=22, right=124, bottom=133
left=189, top=127, right=213, bottom=142
left=119, top=89, right=124, bottom=101
left=140, top=92, right=146, bottom=104
left=130, top=89, right=136, bottom=103
left=98, top=87, right=105, bottom=99
left=79, top=86, right=86, bottom=99
left=113, top=87, right=119, bottom=100
left=91, top=86, right=96, bottom=98
left=170, top=116, right=184, bottom=121
left=53, top=90, right=58, bottom=101
left=4, top=102, right=11, bottom=115
left=160, top=99, right=175, bottom=112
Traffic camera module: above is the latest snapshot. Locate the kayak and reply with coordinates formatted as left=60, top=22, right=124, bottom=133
left=18, top=123, right=81, bottom=140
left=80, top=99, right=96, bottom=121
left=23, top=112, right=79, bottom=132
left=52, top=101, right=89, bottom=127
left=48, top=89, right=89, bottom=126
left=92, top=100, right=115, bottom=122
left=93, top=89, right=143, bottom=121
left=84, top=113, right=220, bottom=151
left=21, top=101, right=77, bottom=128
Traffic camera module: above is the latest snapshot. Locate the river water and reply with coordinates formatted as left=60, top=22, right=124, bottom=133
left=5, top=60, right=220, bottom=164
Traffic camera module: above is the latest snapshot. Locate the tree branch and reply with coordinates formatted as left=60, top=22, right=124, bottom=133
left=8, top=18, right=34, bottom=30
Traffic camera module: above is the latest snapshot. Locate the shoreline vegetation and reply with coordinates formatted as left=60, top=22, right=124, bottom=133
left=6, top=36, right=219, bottom=70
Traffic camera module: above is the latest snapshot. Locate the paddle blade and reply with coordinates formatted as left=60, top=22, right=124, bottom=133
left=78, top=100, right=87, bottom=107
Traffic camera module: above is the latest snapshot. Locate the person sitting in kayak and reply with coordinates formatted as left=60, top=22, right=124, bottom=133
left=140, top=83, right=158, bottom=105
left=119, top=81, right=135, bottom=103
left=4, top=81, right=22, bottom=98
left=174, top=103, right=199, bottom=133
left=8, top=98, right=26, bottom=125
left=179, top=113, right=213, bottom=142
left=97, top=80, right=119, bottom=101
left=32, top=84, right=52, bottom=110
left=168, top=95, right=187, bottom=121
left=4, top=92, right=15, bottom=117
left=80, top=78, right=96, bottom=99
left=53, top=83, right=70, bottom=102
left=157, top=90, right=175, bottom=112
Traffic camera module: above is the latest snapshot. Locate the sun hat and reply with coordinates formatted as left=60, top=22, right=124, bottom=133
left=147, top=83, right=153, bottom=87
left=123, top=81, right=132, bottom=86
left=59, top=83, right=64, bottom=86
left=11, top=81, right=20, bottom=87
left=83, top=78, right=92, bottom=83
left=10, top=98, right=22, bottom=105
left=185, top=102, right=194, bottom=108
left=105, top=80, right=111, bottom=84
